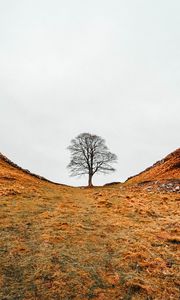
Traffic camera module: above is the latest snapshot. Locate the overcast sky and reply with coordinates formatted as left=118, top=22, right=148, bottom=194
left=0, top=0, right=179, bottom=186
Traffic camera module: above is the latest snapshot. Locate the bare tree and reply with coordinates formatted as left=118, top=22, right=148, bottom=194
left=67, top=133, right=117, bottom=187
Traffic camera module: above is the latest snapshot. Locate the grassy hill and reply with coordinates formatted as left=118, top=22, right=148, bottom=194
left=0, top=152, right=179, bottom=299
left=127, top=148, right=180, bottom=184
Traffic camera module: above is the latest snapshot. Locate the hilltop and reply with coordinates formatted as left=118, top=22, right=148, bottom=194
left=0, top=150, right=179, bottom=299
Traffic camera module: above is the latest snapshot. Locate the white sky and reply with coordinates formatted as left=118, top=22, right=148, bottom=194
left=0, top=0, right=180, bottom=186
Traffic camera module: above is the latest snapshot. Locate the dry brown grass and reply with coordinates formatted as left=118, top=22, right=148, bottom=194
left=127, top=148, right=180, bottom=183
left=0, top=154, right=180, bottom=299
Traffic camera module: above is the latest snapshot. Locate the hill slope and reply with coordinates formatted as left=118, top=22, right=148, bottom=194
left=127, top=148, right=180, bottom=184
left=0, top=152, right=60, bottom=184
left=0, top=152, right=179, bottom=299
left=0, top=153, right=65, bottom=197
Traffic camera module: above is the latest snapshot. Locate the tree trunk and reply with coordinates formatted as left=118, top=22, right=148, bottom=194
left=88, top=173, right=93, bottom=187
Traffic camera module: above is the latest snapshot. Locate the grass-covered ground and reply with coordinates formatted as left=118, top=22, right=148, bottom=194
left=0, top=175, right=179, bottom=299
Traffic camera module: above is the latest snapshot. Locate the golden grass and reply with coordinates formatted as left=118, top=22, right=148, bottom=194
left=127, top=148, right=180, bottom=183
left=0, top=156, right=180, bottom=299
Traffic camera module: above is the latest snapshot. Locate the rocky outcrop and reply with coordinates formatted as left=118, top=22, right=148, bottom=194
left=138, top=179, right=180, bottom=193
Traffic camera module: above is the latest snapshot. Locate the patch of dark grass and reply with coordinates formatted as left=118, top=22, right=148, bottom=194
left=1, top=264, right=25, bottom=300
left=0, top=226, right=20, bottom=234
left=168, top=239, right=180, bottom=245
left=130, top=262, right=143, bottom=273
left=3, top=264, right=24, bottom=283
left=0, top=247, right=8, bottom=253
left=123, top=285, right=148, bottom=300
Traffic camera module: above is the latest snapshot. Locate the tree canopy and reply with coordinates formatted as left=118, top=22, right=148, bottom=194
left=67, top=133, right=117, bottom=186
